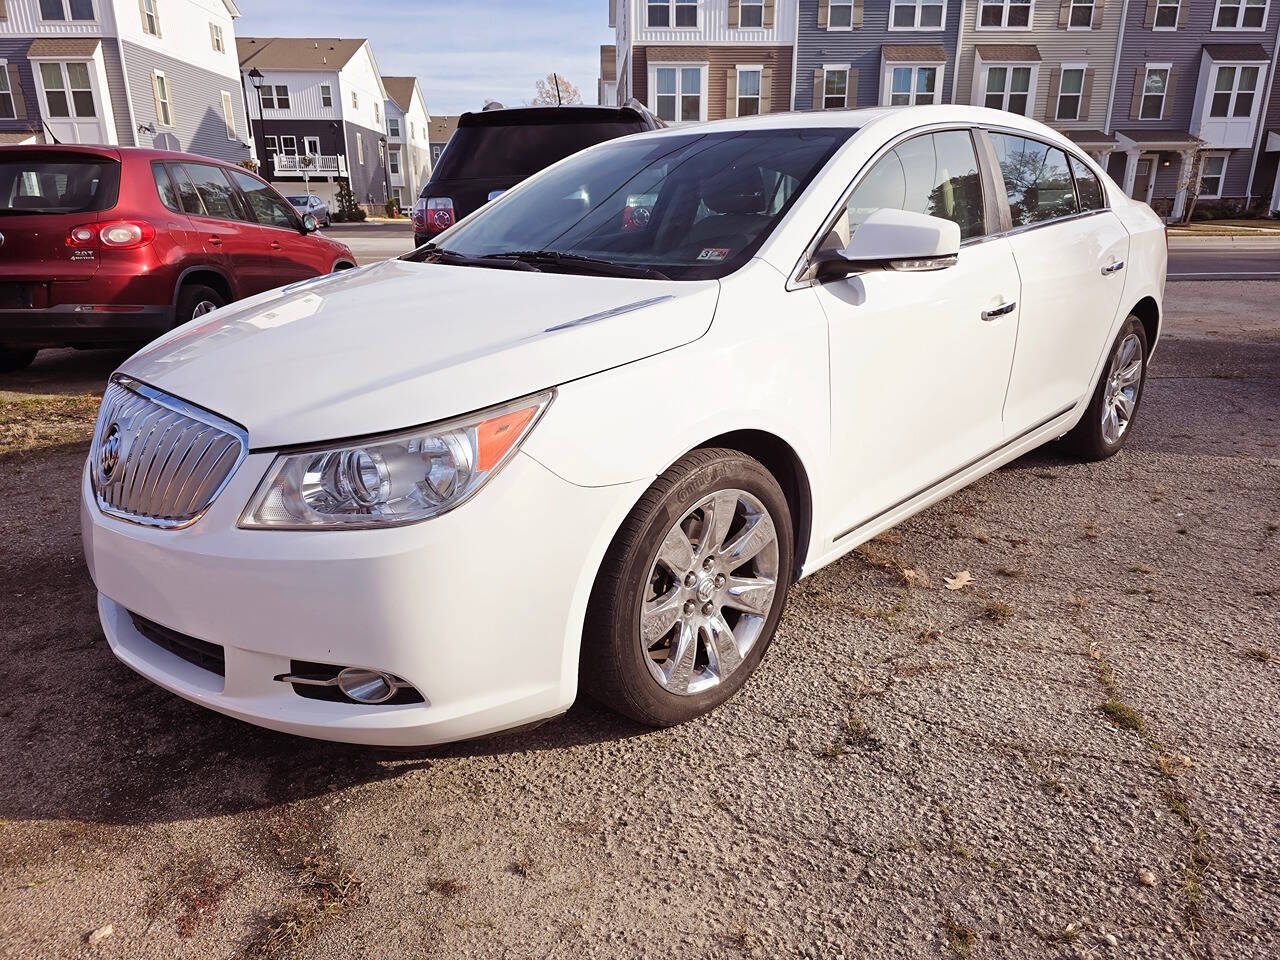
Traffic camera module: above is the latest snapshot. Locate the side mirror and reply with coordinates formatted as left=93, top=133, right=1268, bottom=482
left=814, top=208, right=961, bottom=283
left=302, top=213, right=319, bottom=233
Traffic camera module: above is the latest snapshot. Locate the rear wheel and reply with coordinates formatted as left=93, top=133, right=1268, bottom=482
left=0, top=348, right=37, bottom=373
left=581, top=448, right=794, bottom=727
left=1065, top=315, right=1149, bottom=461
left=175, top=284, right=225, bottom=327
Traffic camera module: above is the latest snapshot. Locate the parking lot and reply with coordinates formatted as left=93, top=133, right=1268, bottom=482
left=0, top=276, right=1276, bottom=960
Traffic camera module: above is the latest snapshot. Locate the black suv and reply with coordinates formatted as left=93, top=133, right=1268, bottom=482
left=412, top=103, right=661, bottom=247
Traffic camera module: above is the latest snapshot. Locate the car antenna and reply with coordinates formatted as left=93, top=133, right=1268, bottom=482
left=554, top=73, right=562, bottom=106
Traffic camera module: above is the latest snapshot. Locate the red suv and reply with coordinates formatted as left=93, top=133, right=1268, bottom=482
left=0, top=145, right=355, bottom=372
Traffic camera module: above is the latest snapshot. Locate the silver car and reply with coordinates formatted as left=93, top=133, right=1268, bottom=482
left=287, top=194, right=330, bottom=228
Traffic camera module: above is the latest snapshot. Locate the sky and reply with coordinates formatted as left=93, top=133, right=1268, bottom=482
left=235, top=0, right=614, bottom=116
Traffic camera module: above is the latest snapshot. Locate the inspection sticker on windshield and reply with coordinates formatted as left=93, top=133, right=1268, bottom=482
left=697, top=248, right=731, bottom=262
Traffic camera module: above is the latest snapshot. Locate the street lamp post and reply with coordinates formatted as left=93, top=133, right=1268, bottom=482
left=248, top=68, right=269, bottom=175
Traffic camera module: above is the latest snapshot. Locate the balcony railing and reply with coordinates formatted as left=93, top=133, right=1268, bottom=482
left=271, top=154, right=349, bottom=177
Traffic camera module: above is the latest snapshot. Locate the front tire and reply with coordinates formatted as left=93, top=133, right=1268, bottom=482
left=1066, top=315, right=1149, bottom=461
left=0, top=348, right=37, bottom=373
left=581, top=448, right=794, bottom=727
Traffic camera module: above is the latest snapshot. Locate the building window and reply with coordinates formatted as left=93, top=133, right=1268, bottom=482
left=263, top=135, right=278, bottom=154
left=979, top=0, right=1032, bottom=27
left=1199, top=154, right=1227, bottom=196
left=140, top=0, right=160, bottom=36
left=304, top=136, right=320, bottom=156
left=389, top=148, right=401, bottom=174
left=0, top=65, right=15, bottom=120
left=1213, top=0, right=1267, bottom=29
left=356, top=133, right=364, bottom=164
left=374, top=102, right=380, bottom=124
left=737, top=67, right=762, bottom=115
left=888, top=65, right=939, bottom=104
left=1140, top=66, right=1169, bottom=119
left=221, top=90, right=235, bottom=139
left=260, top=85, right=290, bottom=110
left=1068, top=0, right=1094, bottom=27
left=39, top=0, right=95, bottom=19
left=410, top=121, right=415, bottom=139
left=984, top=65, right=1033, bottom=113
left=152, top=71, right=173, bottom=126
left=740, top=0, right=765, bottom=26
left=829, top=0, right=855, bottom=28
left=648, top=0, right=694, bottom=26
left=39, top=61, right=96, bottom=118
left=279, top=135, right=297, bottom=156
left=674, top=0, right=697, bottom=25
left=352, top=90, right=359, bottom=109
left=653, top=65, right=702, bottom=122
left=1153, top=0, right=1180, bottom=28
left=892, top=0, right=945, bottom=28
left=823, top=67, right=849, bottom=108
left=388, top=117, right=401, bottom=137
left=210, top=23, right=224, bottom=53
left=1056, top=66, right=1085, bottom=119
left=1210, top=64, right=1259, bottom=117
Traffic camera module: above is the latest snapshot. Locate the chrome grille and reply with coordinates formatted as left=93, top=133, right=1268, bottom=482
left=89, top=375, right=248, bottom=529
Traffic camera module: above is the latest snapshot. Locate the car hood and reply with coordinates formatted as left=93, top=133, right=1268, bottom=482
left=119, top=258, right=718, bottom=448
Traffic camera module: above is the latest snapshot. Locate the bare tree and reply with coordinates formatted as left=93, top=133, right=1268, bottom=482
left=531, top=73, right=583, bottom=106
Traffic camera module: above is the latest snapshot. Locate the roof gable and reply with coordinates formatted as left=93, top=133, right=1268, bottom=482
left=237, top=37, right=367, bottom=71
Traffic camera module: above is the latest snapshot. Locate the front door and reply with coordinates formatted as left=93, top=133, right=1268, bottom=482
left=1132, top=157, right=1155, bottom=204
left=818, top=129, right=1022, bottom=540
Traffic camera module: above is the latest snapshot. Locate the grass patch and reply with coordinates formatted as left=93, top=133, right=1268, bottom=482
left=1130, top=563, right=1155, bottom=574
left=1102, top=699, right=1144, bottom=732
left=981, top=599, right=1015, bottom=624
left=511, top=855, right=535, bottom=877
left=1244, top=646, right=1274, bottom=663
left=237, top=858, right=361, bottom=960
left=0, top=391, right=99, bottom=457
left=424, top=877, right=465, bottom=898
left=995, top=565, right=1025, bottom=579
left=940, top=914, right=976, bottom=957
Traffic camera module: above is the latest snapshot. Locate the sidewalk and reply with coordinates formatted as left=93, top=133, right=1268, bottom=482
left=1166, top=220, right=1280, bottom=238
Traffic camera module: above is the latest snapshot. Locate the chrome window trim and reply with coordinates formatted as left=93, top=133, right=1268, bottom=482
left=90, top=374, right=250, bottom=530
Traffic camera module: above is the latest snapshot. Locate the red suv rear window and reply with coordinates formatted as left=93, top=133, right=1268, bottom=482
left=0, top=152, right=120, bottom=214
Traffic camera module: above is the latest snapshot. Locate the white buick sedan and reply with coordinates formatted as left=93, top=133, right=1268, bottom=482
left=81, top=106, right=1165, bottom=745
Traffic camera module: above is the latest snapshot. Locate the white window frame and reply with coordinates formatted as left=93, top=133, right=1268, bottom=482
left=740, top=0, right=765, bottom=27
left=821, top=64, right=851, bottom=109
left=209, top=22, right=224, bottom=53
left=38, top=0, right=97, bottom=20
left=1055, top=63, right=1087, bottom=120
left=356, top=132, right=364, bottom=164
left=140, top=0, right=160, bottom=37
left=1211, top=0, right=1268, bottom=31
left=388, top=146, right=401, bottom=174
left=388, top=116, right=400, bottom=137
left=0, top=59, right=14, bottom=121
left=303, top=135, right=320, bottom=157
left=828, top=0, right=856, bottom=29
left=152, top=69, right=173, bottom=127
left=1198, top=152, right=1228, bottom=197
left=977, top=0, right=1034, bottom=29
left=1140, top=63, right=1171, bottom=120
left=259, top=84, right=290, bottom=111
left=1208, top=62, right=1261, bottom=118
left=883, top=63, right=943, bottom=105
left=649, top=62, right=706, bottom=123
left=981, top=62, right=1038, bottom=114
left=220, top=90, right=235, bottom=139
left=36, top=60, right=98, bottom=119
left=736, top=65, right=763, bottom=115
left=352, top=90, right=359, bottom=109
left=374, top=101, right=380, bottom=125
left=278, top=135, right=297, bottom=156
left=320, top=84, right=333, bottom=108
left=647, top=0, right=698, bottom=27
left=889, top=0, right=947, bottom=30
left=1067, top=0, right=1095, bottom=28
left=1153, top=0, right=1180, bottom=29
left=263, top=135, right=279, bottom=154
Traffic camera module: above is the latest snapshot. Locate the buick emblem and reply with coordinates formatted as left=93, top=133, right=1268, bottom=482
left=99, top=424, right=122, bottom=482
left=0, top=231, right=5, bottom=247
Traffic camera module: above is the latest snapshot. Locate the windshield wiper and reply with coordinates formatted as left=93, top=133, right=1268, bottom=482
left=482, top=250, right=669, bottom=281
left=401, top=244, right=541, bottom=272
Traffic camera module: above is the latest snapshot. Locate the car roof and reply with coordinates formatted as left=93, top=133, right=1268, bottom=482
left=0, top=143, right=250, bottom=167
left=457, top=104, right=650, bottom=128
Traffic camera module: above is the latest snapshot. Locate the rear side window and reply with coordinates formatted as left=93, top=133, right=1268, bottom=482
left=152, top=162, right=181, bottom=213
left=0, top=154, right=119, bottom=213
left=178, top=163, right=240, bottom=221
left=228, top=169, right=298, bottom=229
left=1069, top=154, right=1106, bottom=212
left=821, top=130, right=986, bottom=248
left=988, top=133, right=1077, bottom=227
left=432, top=120, right=647, bottom=181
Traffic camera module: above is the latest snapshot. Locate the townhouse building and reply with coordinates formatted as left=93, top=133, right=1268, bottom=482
left=599, top=43, right=617, bottom=104
left=427, top=113, right=457, bottom=166
left=793, top=1, right=963, bottom=114
left=0, top=0, right=250, bottom=162
left=383, top=74, right=432, bottom=210
left=609, top=0, right=798, bottom=122
left=238, top=36, right=391, bottom=210
left=1107, top=0, right=1278, bottom=218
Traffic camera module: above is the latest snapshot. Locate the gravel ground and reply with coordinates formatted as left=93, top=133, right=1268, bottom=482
left=0, top=282, right=1276, bottom=960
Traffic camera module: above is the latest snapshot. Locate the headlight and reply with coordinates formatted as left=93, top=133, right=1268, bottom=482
left=239, top=391, right=553, bottom=529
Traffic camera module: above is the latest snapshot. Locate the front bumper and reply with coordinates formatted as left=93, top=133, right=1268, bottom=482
left=81, top=451, right=645, bottom=746
left=0, top=304, right=173, bottom=349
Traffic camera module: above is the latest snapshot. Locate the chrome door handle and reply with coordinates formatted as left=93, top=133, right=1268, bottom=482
left=1102, top=260, right=1125, bottom=275
left=981, top=300, right=1017, bottom=321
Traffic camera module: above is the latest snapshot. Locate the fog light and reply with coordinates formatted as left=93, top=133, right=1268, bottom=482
left=337, top=667, right=397, bottom=704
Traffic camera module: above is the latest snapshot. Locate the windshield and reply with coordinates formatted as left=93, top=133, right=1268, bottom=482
left=432, top=120, right=648, bottom=182
left=0, top=154, right=120, bottom=215
left=419, top=128, right=854, bottom=281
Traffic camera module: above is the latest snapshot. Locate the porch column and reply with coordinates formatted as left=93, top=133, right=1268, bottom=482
left=1271, top=160, right=1280, bottom=215
left=1093, top=148, right=1113, bottom=169
left=1121, top=148, right=1141, bottom=197
left=1171, top=148, right=1197, bottom=221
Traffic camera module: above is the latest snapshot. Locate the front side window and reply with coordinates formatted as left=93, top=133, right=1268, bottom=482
left=1141, top=67, right=1169, bottom=119
left=40, top=62, right=96, bottom=118
left=889, top=65, right=938, bottom=105
left=0, top=66, right=14, bottom=120
left=1210, top=65, right=1259, bottom=117
left=153, top=72, right=173, bottom=126
left=893, top=0, right=945, bottom=28
left=822, top=130, right=986, bottom=247
left=829, top=0, right=855, bottom=28
left=1069, top=155, right=1105, bottom=211
left=1199, top=154, right=1227, bottom=196
left=989, top=132, right=1077, bottom=226
left=654, top=66, right=702, bottom=122
left=1068, top=0, right=1094, bottom=27
left=984, top=65, right=1032, bottom=114
left=824, top=68, right=849, bottom=109
left=1153, top=0, right=1180, bottom=26
left=979, top=0, right=1032, bottom=27
left=141, top=0, right=160, bottom=36
left=737, top=69, right=762, bottom=116
left=1056, top=67, right=1085, bottom=120
left=229, top=169, right=298, bottom=229
left=1214, top=0, right=1267, bottom=29
left=740, top=0, right=764, bottom=27
left=427, top=128, right=854, bottom=281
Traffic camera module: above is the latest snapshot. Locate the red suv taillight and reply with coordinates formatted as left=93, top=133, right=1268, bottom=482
left=69, top=220, right=156, bottom=250
left=424, top=197, right=455, bottom=235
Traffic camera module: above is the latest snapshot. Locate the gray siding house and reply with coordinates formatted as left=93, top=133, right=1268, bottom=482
left=0, top=0, right=250, bottom=162
left=794, top=0, right=963, bottom=112
left=1108, top=0, right=1278, bottom=216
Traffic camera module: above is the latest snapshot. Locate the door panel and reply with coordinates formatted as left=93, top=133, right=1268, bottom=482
left=170, top=162, right=276, bottom=299
left=227, top=169, right=319, bottom=285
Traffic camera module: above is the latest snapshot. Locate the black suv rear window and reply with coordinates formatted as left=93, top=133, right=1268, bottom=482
left=0, top=153, right=120, bottom=214
left=433, top=119, right=648, bottom=181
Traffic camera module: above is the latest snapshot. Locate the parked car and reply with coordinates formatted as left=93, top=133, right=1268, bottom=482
left=81, top=106, right=1166, bottom=746
left=287, top=193, right=331, bottom=228
left=0, top=145, right=355, bottom=371
left=411, top=102, right=660, bottom=246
